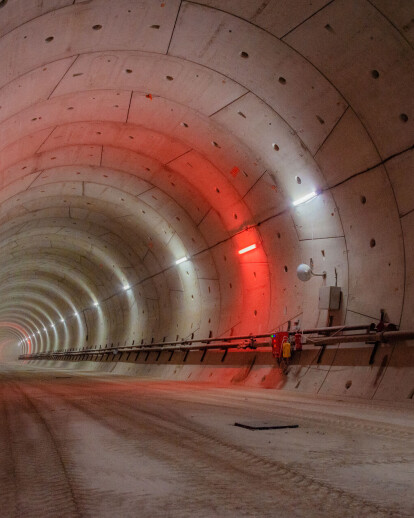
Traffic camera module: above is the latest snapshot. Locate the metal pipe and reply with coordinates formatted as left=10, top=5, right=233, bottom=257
left=19, top=327, right=414, bottom=361
left=307, top=330, right=414, bottom=346
left=101, top=325, right=373, bottom=353
left=301, top=324, right=375, bottom=334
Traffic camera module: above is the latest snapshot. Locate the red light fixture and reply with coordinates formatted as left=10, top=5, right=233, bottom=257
left=238, top=244, right=257, bottom=255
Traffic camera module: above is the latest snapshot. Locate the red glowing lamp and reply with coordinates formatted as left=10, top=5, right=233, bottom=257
left=238, top=244, right=257, bottom=255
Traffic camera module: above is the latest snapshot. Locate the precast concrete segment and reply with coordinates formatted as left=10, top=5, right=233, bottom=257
left=0, top=364, right=413, bottom=517
left=283, top=0, right=414, bottom=158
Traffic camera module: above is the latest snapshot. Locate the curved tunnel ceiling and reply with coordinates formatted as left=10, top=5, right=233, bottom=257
left=0, top=0, right=412, bottom=357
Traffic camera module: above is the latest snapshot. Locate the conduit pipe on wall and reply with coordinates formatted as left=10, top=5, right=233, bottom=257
left=20, top=324, right=377, bottom=357
left=306, top=330, right=414, bottom=346
left=19, top=328, right=414, bottom=361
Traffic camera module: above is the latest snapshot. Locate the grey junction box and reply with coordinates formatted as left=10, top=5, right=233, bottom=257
left=318, top=286, right=341, bottom=310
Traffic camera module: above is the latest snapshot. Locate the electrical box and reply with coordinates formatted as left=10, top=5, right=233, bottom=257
left=318, top=286, right=341, bottom=310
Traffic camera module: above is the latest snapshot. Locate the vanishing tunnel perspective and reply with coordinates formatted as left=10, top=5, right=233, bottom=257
left=0, top=1, right=413, bottom=517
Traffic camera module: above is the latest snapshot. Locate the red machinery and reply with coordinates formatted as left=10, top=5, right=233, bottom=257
left=294, top=332, right=303, bottom=351
left=271, top=332, right=288, bottom=359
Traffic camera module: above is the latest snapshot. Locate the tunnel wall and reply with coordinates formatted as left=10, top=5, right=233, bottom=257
left=26, top=338, right=414, bottom=402
left=0, top=0, right=412, bottom=401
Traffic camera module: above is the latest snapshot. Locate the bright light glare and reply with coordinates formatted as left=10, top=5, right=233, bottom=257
left=292, top=191, right=317, bottom=206
left=175, top=256, right=188, bottom=265
left=93, top=302, right=99, bottom=307
left=123, top=285, right=130, bottom=291
left=61, top=319, right=65, bottom=323
left=238, top=244, right=257, bottom=255
left=74, top=312, right=78, bottom=317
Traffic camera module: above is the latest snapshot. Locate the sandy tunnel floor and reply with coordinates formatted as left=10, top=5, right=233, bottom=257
left=0, top=363, right=413, bottom=518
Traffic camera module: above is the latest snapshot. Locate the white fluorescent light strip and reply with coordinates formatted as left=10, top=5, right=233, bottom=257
left=175, top=256, right=188, bottom=265
left=292, top=191, right=317, bottom=206
left=238, top=244, right=257, bottom=255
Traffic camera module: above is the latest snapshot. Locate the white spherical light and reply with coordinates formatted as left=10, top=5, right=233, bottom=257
left=297, top=263, right=312, bottom=282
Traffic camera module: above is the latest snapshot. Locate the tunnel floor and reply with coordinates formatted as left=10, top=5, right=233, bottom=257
left=0, top=364, right=413, bottom=518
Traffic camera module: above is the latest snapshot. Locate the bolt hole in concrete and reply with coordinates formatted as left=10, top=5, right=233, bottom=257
left=370, top=238, right=376, bottom=248
left=240, top=51, right=249, bottom=58
left=345, top=380, right=352, bottom=389
left=371, top=69, right=380, bottom=78
left=284, top=265, right=288, bottom=272
left=0, top=0, right=8, bottom=7
left=400, top=113, right=408, bottom=122
left=150, top=25, right=160, bottom=29
left=273, top=143, right=280, bottom=151
left=166, top=75, right=174, bottom=81
left=125, top=69, right=132, bottom=74
left=279, top=76, right=286, bottom=84
left=92, top=24, right=102, bottom=30
left=45, top=36, right=54, bottom=42
left=295, top=175, right=301, bottom=184
left=361, top=195, right=367, bottom=204
left=181, top=122, right=188, bottom=127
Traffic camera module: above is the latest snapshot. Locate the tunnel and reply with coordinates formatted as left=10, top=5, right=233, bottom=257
left=0, top=1, right=413, bottom=517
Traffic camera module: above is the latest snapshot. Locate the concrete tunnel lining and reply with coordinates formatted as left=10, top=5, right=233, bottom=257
left=0, top=2, right=413, bottom=516
left=0, top=0, right=412, bottom=395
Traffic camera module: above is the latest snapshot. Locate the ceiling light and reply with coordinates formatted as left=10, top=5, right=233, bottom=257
left=238, top=244, right=257, bottom=255
left=123, top=284, right=130, bottom=290
left=175, top=256, right=188, bottom=265
left=93, top=302, right=99, bottom=307
left=292, top=191, right=318, bottom=206
left=61, top=319, right=65, bottom=323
